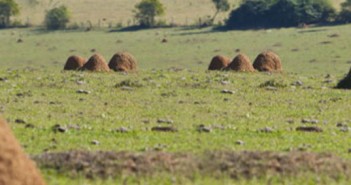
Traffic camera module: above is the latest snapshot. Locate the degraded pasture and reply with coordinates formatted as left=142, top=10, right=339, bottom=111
left=0, top=24, right=351, bottom=184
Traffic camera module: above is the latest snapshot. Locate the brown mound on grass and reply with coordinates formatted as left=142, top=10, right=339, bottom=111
left=0, top=118, right=46, bottom=185
left=63, top=55, right=86, bottom=70
left=81, top=54, right=110, bottom=72
left=108, top=52, right=137, bottom=72
left=253, top=51, right=282, bottom=72
left=336, top=67, right=351, bottom=89
left=33, top=150, right=350, bottom=180
left=226, top=53, right=255, bottom=72
left=208, top=55, right=230, bottom=70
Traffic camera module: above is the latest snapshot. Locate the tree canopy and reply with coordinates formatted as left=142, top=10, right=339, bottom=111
left=134, top=0, right=165, bottom=27
left=211, top=0, right=230, bottom=22
left=225, top=0, right=335, bottom=29
left=0, top=0, right=19, bottom=28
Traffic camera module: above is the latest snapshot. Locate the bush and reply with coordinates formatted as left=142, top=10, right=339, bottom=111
left=337, top=0, right=351, bottom=23
left=44, top=5, right=70, bottom=30
left=134, top=0, right=165, bottom=27
left=225, top=0, right=276, bottom=29
left=0, top=0, right=20, bottom=28
left=225, top=0, right=335, bottom=29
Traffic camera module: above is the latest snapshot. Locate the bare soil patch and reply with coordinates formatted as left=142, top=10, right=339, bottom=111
left=33, top=150, right=350, bottom=180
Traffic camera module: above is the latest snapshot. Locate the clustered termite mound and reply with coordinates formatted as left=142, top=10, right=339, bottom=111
left=64, top=52, right=138, bottom=73
left=208, top=51, right=282, bottom=73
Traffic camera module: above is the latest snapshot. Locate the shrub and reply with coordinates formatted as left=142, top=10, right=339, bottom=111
left=134, top=0, right=165, bottom=27
left=44, top=5, right=70, bottom=30
left=225, top=0, right=276, bottom=29
left=337, top=0, right=351, bottom=23
left=0, top=0, right=20, bottom=28
left=225, top=0, right=335, bottom=29
left=259, top=79, right=288, bottom=88
left=211, top=0, right=230, bottom=23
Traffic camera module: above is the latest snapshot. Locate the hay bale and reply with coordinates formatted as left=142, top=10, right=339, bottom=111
left=253, top=51, right=282, bottom=72
left=63, top=55, right=86, bottom=70
left=208, top=55, right=230, bottom=70
left=0, top=118, right=46, bottom=185
left=81, top=54, right=110, bottom=72
left=226, top=53, right=255, bottom=72
left=108, top=52, right=137, bottom=72
left=336, top=67, right=351, bottom=89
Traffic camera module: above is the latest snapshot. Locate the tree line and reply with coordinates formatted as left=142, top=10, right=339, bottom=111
left=226, top=0, right=351, bottom=29
left=1, top=0, right=351, bottom=30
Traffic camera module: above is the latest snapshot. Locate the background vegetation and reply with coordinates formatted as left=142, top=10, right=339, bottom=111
left=225, top=0, right=337, bottom=29
left=44, top=5, right=70, bottom=30
left=0, top=0, right=346, bottom=29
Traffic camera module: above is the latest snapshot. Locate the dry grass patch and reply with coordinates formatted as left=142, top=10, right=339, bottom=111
left=34, top=150, right=351, bottom=180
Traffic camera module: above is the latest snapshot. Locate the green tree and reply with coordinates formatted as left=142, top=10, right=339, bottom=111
left=0, top=0, right=19, bottom=28
left=226, top=0, right=335, bottom=29
left=211, top=0, right=230, bottom=23
left=44, top=5, right=70, bottom=30
left=134, top=0, right=165, bottom=27
left=337, top=0, right=351, bottom=23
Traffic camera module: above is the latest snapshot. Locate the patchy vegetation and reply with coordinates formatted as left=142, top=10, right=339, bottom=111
left=34, top=150, right=351, bottom=180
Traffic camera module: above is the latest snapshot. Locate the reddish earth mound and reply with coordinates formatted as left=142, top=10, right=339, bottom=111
left=226, top=53, right=255, bottom=72
left=253, top=51, right=282, bottom=72
left=336, top=67, right=351, bottom=89
left=108, top=52, right=137, bottom=72
left=0, top=118, right=46, bottom=185
left=63, top=55, right=86, bottom=70
left=208, top=55, right=230, bottom=70
left=81, top=54, right=110, bottom=72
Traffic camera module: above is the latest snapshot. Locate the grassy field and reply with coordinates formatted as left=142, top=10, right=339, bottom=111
left=1, top=23, right=351, bottom=184
left=1, top=24, right=351, bottom=74
left=14, top=0, right=345, bottom=27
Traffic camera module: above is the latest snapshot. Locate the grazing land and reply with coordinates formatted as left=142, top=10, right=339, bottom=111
left=1, top=10, right=351, bottom=185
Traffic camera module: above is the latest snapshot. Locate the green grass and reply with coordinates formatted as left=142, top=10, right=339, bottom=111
left=2, top=69, right=350, bottom=156
left=1, top=25, right=351, bottom=74
left=42, top=171, right=351, bottom=185
left=1, top=24, right=351, bottom=184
